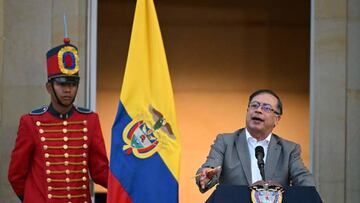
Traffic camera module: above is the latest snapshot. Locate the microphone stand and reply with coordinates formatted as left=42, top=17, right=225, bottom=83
left=255, top=146, right=266, bottom=181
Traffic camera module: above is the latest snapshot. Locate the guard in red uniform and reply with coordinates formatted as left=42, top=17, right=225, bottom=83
left=8, top=37, right=109, bottom=203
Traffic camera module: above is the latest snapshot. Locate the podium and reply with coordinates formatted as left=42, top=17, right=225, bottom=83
left=206, top=185, right=322, bottom=203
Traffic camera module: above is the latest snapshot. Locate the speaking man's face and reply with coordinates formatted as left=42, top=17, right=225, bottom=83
left=246, top=93, right=281, bottom=139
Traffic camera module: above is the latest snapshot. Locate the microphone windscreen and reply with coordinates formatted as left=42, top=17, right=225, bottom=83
left=255, top=146, right=264, bottom=158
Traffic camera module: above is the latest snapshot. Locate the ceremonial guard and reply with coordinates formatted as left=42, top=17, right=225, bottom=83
left=8, top=36, right=109, bottom=203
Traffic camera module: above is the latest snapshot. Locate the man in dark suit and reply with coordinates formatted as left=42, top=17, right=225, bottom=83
left=196, top=89, right=315, bottom=193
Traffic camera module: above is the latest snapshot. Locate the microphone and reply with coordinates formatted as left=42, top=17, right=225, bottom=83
left=255, top=146, right=265, bottom=181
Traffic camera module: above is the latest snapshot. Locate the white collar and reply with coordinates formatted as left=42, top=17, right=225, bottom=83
left=245, top=128, right=272, bottom=144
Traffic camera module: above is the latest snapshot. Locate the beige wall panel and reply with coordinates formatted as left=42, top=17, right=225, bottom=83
left=0, top=1, right=52, bottom=202
left=0, top=0, right=3, bottom=123
left=312, top=0, right=347, bottom=202
left=346, top=0, right=360, bottom=202
left=346, top=90, right=360, bottom=203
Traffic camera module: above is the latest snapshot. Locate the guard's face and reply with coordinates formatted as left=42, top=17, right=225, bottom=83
left=47, top=81, right=78, bottom=107
left=246, top=93, right=281, bottom=138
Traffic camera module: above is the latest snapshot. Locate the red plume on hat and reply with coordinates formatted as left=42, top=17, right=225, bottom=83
left=46, top=15, right=80, bottom=82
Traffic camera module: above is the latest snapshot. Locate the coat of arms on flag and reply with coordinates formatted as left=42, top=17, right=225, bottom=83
left=122, top=106, right=176, bottom=158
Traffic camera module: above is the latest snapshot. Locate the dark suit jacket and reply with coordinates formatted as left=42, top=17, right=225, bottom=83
left=196, top=128, right=315, bottom=193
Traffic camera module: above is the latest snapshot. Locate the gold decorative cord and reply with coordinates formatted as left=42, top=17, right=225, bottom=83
left=48, top=194, right=86, bottom=199
left=47, top=169, right=87, bottom=174
left=43, top=144, right=87, bottom=150
left=37, top=120, right=87, bottom=126
left=47, top=177, right=87, bottom=183
left=45, top=153, right=87, bottom=158
left=41, top=136, right=88, bottom=142
left=39, top=128, right=87, bottom=134
left=46, top=161, right=86, bottom=166
left=48, top=185, right=87, bottom=191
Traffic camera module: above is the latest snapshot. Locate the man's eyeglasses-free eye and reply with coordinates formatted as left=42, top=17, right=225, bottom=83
left=248, top=101, right=280, bottom=115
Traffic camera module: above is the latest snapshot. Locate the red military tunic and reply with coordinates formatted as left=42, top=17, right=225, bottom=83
left=8, top=105, right=109, bottom=203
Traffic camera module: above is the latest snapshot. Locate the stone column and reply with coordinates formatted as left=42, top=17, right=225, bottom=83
left=311, top=0, right=360, bottom=202
left=0, top=1, right=51, bottom=202
left=346, top=0, right=360, bottom=202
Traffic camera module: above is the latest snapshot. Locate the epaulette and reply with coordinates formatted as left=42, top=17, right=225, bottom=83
left=29, top=105, right=49, bottom=115
left=74, top=106, right=93, bottom=114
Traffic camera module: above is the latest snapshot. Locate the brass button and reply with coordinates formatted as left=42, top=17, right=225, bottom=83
left=66, top=178, right=70, bottom=183
left=82, top=153, right=87, bottom=158
left=41, top=137, right=46, bottom=142
left=82, top=176, right=87, bottom=181
left=82, top=169, right=87, bottom=173
left=64, top=137, right=68, bottom=142
left=63, top=145, right=68, bottom=150
left=83, top=144, right=88, bottom=149
left=39, top=129, right=44, bottom=134
left=46, top=170, right=51, bottom=174
left=66, top=169, right=70, bottom=174
left=36, top=121, right=41, bottom=126
left=63, top=121, right=68, bottom=126
left=43, top=145, right=48, bottom=150
left=83, top=128, right=88, bottom=133
left=82, top=185, right=87, bottom=189
left=44, top=153, right=49, bottom=158
left=67, top=186, right=71, bottom=191
left=67, top=194, right=71, bottom=199
left=48, top=194, right=52, bottom=199
left=64, top=161, right=69, bottom=166
left=82, top=161, right=87, bottom=165
left=47, top=178, right=51, bottom=183
left=83, top=120, right=87, bottom=125
left=64, top=153, right=69, bottom=158
left=83, top=136, right=88, bottom=141
left=46, top=162, right=50, bottom=166
left=63, top=128, right=67, bottom=133
left=48, top=186, right=52, bottom=191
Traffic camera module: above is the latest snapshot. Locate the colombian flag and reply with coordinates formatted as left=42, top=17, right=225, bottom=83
left=107, top=0, right=181, bottom=202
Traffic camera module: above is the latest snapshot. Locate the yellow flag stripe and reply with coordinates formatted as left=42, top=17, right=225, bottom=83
left=120, top=0, right=181, bottom=180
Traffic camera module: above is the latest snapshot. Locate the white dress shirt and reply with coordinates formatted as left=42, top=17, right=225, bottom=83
left=245, top=128, right=272, bottom=183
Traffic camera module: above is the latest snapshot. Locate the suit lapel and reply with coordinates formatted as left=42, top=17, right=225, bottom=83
left=236, top=129, right=252, bottom=185
left=265, top=135, right=281, bottom=180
